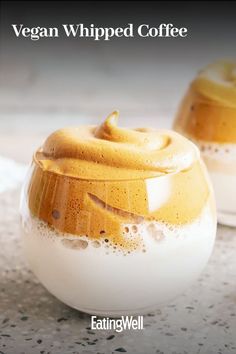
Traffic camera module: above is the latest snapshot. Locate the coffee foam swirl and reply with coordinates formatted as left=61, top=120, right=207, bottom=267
left=27, top=112, right=213, bottom=249
left=37, top=111, right=198, bottom=180
left=192, top=60, right=236, bottom=107
left=174, top=60, right=236, bottom=143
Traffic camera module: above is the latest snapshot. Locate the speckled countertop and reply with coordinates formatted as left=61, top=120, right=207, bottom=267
left=0, top=165, right=236, bottom=354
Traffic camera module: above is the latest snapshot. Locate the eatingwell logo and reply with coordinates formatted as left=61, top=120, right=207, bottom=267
left=91, top=316, right=144, bottom=332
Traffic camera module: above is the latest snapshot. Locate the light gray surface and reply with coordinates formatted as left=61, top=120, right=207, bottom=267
left=0, top=182, right=236, bottom=354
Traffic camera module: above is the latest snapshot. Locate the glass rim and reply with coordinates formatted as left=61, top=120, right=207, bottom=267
left=186, top=88, right=236, bottom=109
left=32, top=152, right=178, bottom=183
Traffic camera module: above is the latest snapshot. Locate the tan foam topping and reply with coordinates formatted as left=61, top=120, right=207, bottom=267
left=174, top=61, right=236, bottom=143
left=28, top=112, right=212, bottom=250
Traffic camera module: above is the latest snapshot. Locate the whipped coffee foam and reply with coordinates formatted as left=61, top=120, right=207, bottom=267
left=174, top=61, right=236, bottom=144
left=26, top=112, right=212, bottom=251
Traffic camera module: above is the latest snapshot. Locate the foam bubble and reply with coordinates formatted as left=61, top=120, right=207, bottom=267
left=62, top=239, right=88, bottom=250
left=22, top=203, right=214, bottom=256
left=91, top=240, right=101, bottom=248
left=21, top=202, right=216, bottom=315
left=192, top=138, right=236, bottom=161
left=147, top=223, right=164, bottom=241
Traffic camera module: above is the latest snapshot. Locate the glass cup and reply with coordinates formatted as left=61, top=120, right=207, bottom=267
left=174, top=65, right=236, bottom=226
left=20, top=113, right=216, bottom=316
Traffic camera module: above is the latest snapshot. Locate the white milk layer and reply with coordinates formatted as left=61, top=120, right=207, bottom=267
left=22, top=202, right=215, bottom=316
left=193, top=139, right=236, bottom=216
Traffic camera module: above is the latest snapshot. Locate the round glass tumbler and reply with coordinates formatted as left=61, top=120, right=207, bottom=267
left=174, top=60, right=236, bottom=227
left=20, top=112, right=216, bottom=316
